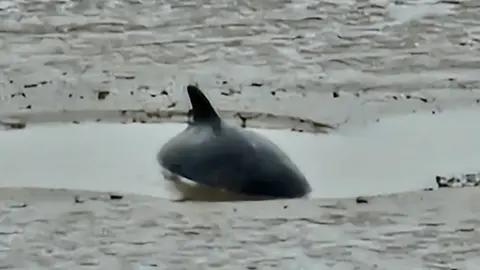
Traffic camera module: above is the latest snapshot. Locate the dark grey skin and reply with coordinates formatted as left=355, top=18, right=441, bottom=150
left=157, top=85, right=312, bottom=199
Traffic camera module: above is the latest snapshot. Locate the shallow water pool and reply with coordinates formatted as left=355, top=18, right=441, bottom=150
left=0, top=107, right=479, bottom=200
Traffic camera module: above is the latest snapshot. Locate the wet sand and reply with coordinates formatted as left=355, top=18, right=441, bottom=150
left=2, top=0, right=480, bottom=268
left=1, top=187, right=480, bottom=269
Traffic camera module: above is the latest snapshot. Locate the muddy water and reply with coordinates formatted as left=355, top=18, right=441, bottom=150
left=3, top=107, right=480, bottom=201
left=1, top=0, right=480, bottom=268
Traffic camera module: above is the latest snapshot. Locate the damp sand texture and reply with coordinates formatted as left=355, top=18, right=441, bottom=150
left=2, top=0, right=480, bottom=269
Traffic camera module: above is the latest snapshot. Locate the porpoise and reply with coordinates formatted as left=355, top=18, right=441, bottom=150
left=157, top=84, right=312, bottom=199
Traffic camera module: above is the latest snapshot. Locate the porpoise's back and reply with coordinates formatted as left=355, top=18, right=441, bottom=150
left=159, top=122, right=311, bottom=198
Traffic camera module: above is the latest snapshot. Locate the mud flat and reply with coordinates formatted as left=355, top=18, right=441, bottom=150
left=0, top=186, right=480, bottom=269
left=1, top=0, right=480, bottom=267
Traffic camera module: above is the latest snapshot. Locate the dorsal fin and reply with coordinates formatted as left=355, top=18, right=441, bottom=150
left=187, top=84, right=220, bottom=124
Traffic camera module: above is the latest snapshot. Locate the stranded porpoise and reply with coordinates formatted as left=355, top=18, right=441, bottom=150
left=157, top=85, right=311, bottom=199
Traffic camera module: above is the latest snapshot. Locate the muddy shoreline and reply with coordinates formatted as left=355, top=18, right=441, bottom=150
left=1, top=187, right=479, bottom=269
left=2, top=0, right=480, bottom=268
